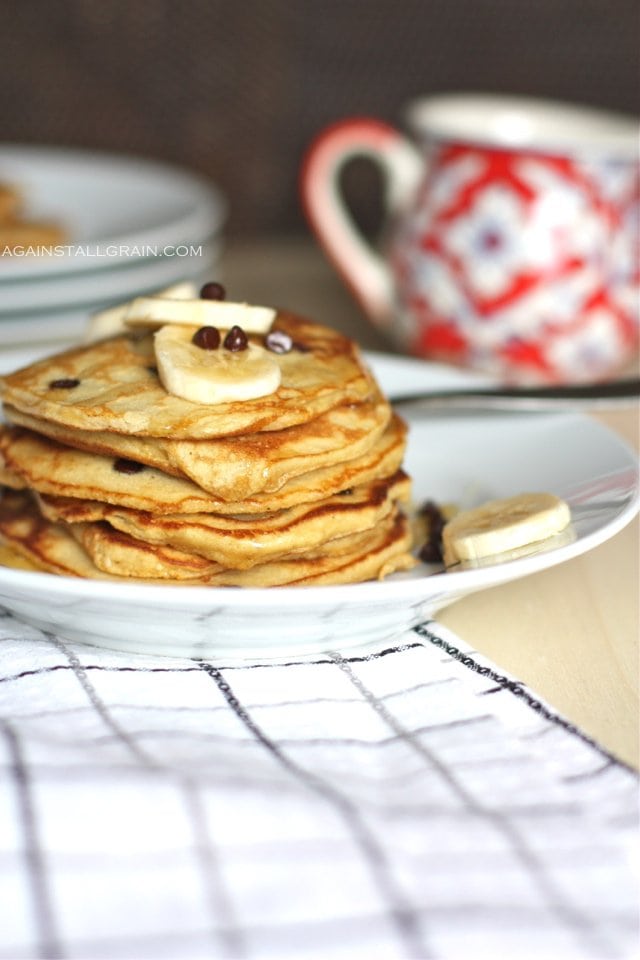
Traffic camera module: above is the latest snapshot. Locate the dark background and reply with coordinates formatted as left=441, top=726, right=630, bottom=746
left=0, top=0, right=637, bottom=238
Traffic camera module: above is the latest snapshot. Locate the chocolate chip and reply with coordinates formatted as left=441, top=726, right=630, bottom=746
left=192, top=325, right=220, bottom=350
left=147, top=366, right=158, bottom=375
left=113, top=458, right=145, bottom=475
left=48, top=378, right=80, bottom=389
left=265, top=329, right=293, bottom=354
left=418, top=541, right=443, bottom=563
left=223, top=325, right=248, bottom=351
left=292, top=340, right=312, bottom=353
left=418, top=499, right=446, bottom=563
left=200, top=281, right=226, bottom=300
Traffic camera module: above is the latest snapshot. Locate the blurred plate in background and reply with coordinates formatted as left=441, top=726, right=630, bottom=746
left=0, top=144, right=226, bottom=277
left=0, top=145, right=225, bottom=343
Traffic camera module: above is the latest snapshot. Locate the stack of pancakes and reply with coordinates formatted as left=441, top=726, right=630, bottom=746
left=0, top=311, right=415, bottom=586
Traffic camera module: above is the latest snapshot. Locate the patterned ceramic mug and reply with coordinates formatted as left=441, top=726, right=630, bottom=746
left=301, top=94, right=639, bottom=383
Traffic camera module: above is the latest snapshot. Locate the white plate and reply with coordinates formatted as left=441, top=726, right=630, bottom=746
left=0, top=145, right=226, bottom=279
left=0, top=353, right=637, bottom=661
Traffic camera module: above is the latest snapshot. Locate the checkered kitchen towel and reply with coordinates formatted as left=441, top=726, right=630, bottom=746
left=0, top=612, right=637, bottom=960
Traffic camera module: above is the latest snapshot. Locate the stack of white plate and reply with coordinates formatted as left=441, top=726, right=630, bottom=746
left=0, top=145, right=226, bottom=348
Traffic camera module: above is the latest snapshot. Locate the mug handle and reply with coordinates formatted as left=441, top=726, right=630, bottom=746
left=300, top=118, right=423, bottom=329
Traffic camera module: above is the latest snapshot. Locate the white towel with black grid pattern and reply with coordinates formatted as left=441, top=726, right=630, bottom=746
left=0, top=612, right=637, bottom=960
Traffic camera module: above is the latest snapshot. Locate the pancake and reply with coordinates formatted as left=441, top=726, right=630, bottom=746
left=37, top=470, right=411, bottom=570
left=69, top=520, right=224, bottom=580
left=0, top=417, right=407, bottom=515
left=0, top=314, right=374, bottom=439
left=0, top=489, right=414, bottom=586
left=70, top=520, right=223, bottom=580
left=0, top=424, right=222, bottom=514
left=0, top=489, right=224, bottom=581
left=0, top=221, right=67, bottom=251
left=0, top=447, right=25, bottom=490
left=183, top=512, right=415, bottom=587
left=3, top=392, right=391, bottom=499
left=0, top=182, right=66, bottom=251
left=0, top=184, right=21, bottom=222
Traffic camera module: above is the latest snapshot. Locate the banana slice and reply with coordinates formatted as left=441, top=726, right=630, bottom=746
left=125, top=296, right=276, bottom=333
left=154, top=324, right=281, bottom=404
left=442, top=492, right=571, bottom=566
left=84, top=282, right=197, bottom=342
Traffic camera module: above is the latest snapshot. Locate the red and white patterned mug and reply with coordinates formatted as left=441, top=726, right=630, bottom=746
left=301, top=94, right=639, bottom=383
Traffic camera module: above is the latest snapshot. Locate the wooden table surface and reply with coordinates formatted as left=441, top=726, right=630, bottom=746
left=222, top=237, right=640, bottom=770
